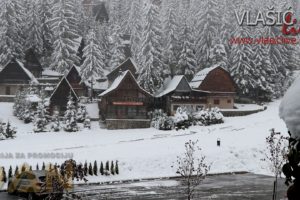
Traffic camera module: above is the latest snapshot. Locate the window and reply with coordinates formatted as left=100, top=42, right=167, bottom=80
left=227, top=99, right=232, bottom=104
left=5, top=86, right=10, bottom=95
left=214, top=99, right=220, bottom=105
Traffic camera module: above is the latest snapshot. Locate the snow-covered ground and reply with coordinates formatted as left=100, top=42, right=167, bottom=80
left=0, top=100, right=287, bottom=185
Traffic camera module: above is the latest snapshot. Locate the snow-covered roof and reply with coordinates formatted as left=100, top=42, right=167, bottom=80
left=99, top=70, right=151, bottom=97
left=156, top=76, right=191, bottom=97
left=107, top=58, right=138, bottom=77
left=84, top=79, right=108, bottom=91
left=42, top=69, right=62, bottom=77
left=49, top=77, right=79, bottom=101
left=15, top=60, right=39, bottom=84
left=190, top=64, right=225, bottom=89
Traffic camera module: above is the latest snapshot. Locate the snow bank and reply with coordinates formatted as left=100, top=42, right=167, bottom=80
left=279, top=76, right=300, bottom=139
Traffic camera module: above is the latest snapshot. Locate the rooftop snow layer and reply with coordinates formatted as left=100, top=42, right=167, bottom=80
left=156, top=75, right=188, bottom=97
left=190, top=64, right=224, bottom=88
left=15, top=60, right=39, bottom=84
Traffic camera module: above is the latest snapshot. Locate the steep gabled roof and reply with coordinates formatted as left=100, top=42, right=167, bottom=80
left=106, top=58, right=138, bottom=78
left=190, top=64, right=227, bottom=89
left=49, top=76, right=79, bottom=101
left=155, top=76, right=191, bottom=97
left=99, top=70, right=151, bottom=97
left=0, top=59, right=39, bottom=84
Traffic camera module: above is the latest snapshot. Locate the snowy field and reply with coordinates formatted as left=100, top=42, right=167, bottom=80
left=0, top=100, right=287, bottom=185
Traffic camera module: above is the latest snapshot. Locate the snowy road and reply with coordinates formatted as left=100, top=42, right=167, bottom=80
left=1, top=173, right=287, bottom=200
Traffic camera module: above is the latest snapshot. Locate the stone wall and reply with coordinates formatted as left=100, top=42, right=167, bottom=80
left=106, top=119, right=151, bottom=130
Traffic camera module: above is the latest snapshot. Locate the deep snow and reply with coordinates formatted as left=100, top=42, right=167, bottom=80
left=0, top=100, right=288, bottom=185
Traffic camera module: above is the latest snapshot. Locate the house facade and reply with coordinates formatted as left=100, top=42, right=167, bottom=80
left=99, top=70, right=153, bottom=129
left=0, top=59, right=39, bottom=97
left=190, top=66, right=236, bottom=109
left=156, top=76, right=209, bottom=115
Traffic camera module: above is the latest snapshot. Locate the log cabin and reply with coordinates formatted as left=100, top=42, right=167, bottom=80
left=190, top=65, right=236, bottom=109
left=106, top=58, right=138, bottom=86
left=156, top=75, right=209, bottom=115
left=99, top=70, right=153, bottom=129
left=0, top=59, right=39, bottom=97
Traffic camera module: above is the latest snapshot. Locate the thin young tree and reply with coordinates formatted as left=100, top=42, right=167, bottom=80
left=175, top=140, right=210, bottom=200
left=263, top=129, right=288, bottom=200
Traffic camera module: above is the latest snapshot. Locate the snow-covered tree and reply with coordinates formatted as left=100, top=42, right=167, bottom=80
left=109, top=25, right=126, bottom=69
left=51, top=112, right=61, bottom=132
left=0, top=0, right=25, bottom=65
left=80, top=28, right=105, bottom=98
left=76, top=105, right=88, bottom=123
left=25, top=0, right=43, bottom=57
left=33, top=94, right=49, bottom=133
left=138, top=0, right=164, bottom=94
left=49, top=0, right=81, bottom=73
left=209, top=43, right=228, bottom=69
left=63, top=93, right=79, bottom=132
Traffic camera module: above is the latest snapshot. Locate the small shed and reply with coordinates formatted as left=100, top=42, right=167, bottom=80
left=49, top=77, right=79, bottom=114
left=190, top=65, right=236, bottom=109
left=99, top=70, right=153, bottom=129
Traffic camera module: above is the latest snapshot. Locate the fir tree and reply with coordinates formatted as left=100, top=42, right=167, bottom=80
left=14, top=166, right=19, bottom=176
left=49, top=0, right=81, bottom=73
left=2, top=167, right=7, bottom=183
left=8, top=166, right=12, bottom=179
left=93, top=161, right=98, bottom=176
left=80, top=28, right=105, bottom=99
left=33, top=94, right=49, bottom=133
left=88, top=163, right=93, bottom=176
left=138, top=0, right=164, bottom=94
left=100, top=162, right=104, bottom=175
left=63, top=93, right=79, bottom=132
left=110, top=161, right=115, bottom=175
left=42, top=162, right=45, bottom=170
left=36, top=163, right=39, bottom=170
left=5, top=121, right=16, bottom=139
left=83, top=161, right=88, bottom=176
left=109, top=25, right=126, bottom=69
left=105, top=161, right=109, bottom=172
left=115, top=161, right=119, bottom=175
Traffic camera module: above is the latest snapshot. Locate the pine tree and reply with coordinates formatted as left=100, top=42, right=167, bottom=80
left=8, top=166, right=12, bottom=179
left=88, top=163, right=93, bottom=176
left=5, top=121, right=16, bottom=139
left=115, top=161, right=119, bottom=175
left=110, top=161, right=115, bottom=175
left=29, top=166, right=32, bottom=171
left=0, top=0, right=25, bottom=65
left=63, top=93, right=79, bottom=132
left=93, top=161, right=98, bottom=176
left=80, top=28, right=105, bottom=99
left=2, top=167, right=7, bottom=183
left=42, top=162, right=45, bottom=170
left=24, top=0, right=43, bottom=57
left=195, top=0, right=221, bottom=69
left=83, top=161, right=88, bottom=176
left=36, top=163, right=39, bottom=170
left=49, top=0, right=81, bottom=73
left=14, top=166, right=19, bottom=176
left=105, top=161, right=109, bottom=172
left=33, top=94, right=49, bottom=133
left=100, top=162, right=104, bottom=175
left=138, top=0, right=164, bottom=94
left=109, top=25, right=126, bottom=69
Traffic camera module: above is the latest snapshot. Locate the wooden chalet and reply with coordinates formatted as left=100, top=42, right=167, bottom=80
left=156, top=76, right=209, bottom=115
left=49, top=77, right=79, bottom=114
left=0, top=59, right=39, bottom=97
left=99, top=70, right=153, bottom=129
left=190, top=65, right=236, bottom=109
left=106, top=58, right=138, bottom=86
left=66, top=66, right=88, bottom=97
left=24, top=49, right=43, bottom=78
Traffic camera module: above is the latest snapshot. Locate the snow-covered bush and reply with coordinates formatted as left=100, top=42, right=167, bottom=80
left=63, top=94, right=79, bottom=132
left=83, top=117, right=91, bottom=129
left=150, top=109, right=174, bottom=130
left=193, top=107, right=224, bottom=125
left=0, top=121, right=16, bottom=140
left=51, top=112, right=61, bottom=132
left=173, top=107, right=191, bottom=130
left=76, top=105, right=88, bottom=123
